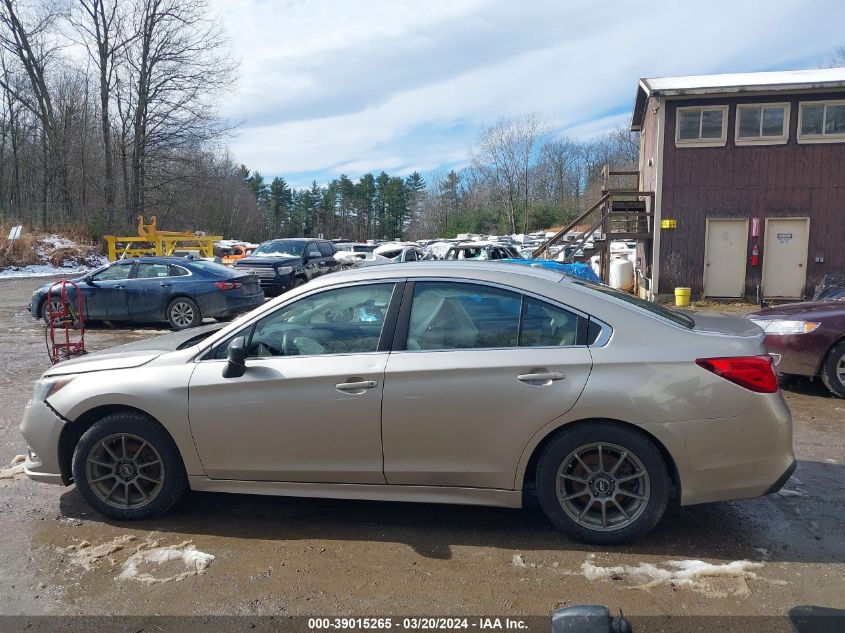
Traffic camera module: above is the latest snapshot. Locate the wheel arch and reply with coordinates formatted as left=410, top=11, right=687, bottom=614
left=58, top=404, right=183, bottom=485
left=519, top=418, right=681, bottom=499
left=819, top=334, right=845, bottom=373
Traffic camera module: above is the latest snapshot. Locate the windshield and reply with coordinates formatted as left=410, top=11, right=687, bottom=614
left=252, top=240, right=305, bottom=257
left=574, top=280, right=695, bottom=329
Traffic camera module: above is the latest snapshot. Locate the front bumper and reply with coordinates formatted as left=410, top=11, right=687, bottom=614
left=19, top=399, right=66, bottom=485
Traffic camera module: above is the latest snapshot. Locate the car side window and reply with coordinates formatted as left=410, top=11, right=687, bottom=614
left=306, top=243, right=321, bottom=258
left=317, top=242, right=334, bottom=257
left=244, top=283, right=395, bottom=358
left=519, top=297, right=580, bottom=347
left=170, top=265, right=190, bottom=276
left=135, top=263, right=171, bottom=279
left=93, top=262, right=133, bottom=281
left=406, top=282, right=521, bottom=350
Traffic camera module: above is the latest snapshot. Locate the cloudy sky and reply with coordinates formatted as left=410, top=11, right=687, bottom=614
left=209, top=0, right=844, bottom=188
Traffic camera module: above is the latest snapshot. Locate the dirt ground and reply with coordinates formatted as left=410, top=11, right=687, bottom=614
left=0, top=276, right=843, bottom=627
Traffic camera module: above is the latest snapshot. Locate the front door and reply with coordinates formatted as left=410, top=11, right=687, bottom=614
left=381, top=281, right=592, bottom=490
left=762, top=218, right=810, bottom=299
left=188, top=282, right=397, bottom=483
left=703, top=218, right=748, bottom=298
left=84, top=261, right=133, bottom=319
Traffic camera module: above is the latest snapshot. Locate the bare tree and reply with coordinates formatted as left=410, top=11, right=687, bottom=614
left=71, top=0, right=131, bottom=225
left=0, top=0, right=73, bottom=220
left=471, top=113, right=546, bottom=234
left=123, top=0, right=236, bottom=222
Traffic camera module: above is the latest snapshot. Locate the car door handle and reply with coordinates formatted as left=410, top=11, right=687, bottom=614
left=517, top=372, right=566, bottom=383
left=114, top=284, right=126, bottom=290
left=159, top=282, right=172, bottom=287
left=335, top=380, right=378, bottom=391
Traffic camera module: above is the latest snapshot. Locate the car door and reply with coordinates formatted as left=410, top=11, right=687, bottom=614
left=188, top=281, right=401, bottom=483
left=317, top=241, right=339, bottom=274
left=381, top=281, right=593, bottom=490
left=302, top=242, right=323, bottom=280
left=83, top=261, right=134, bottom=319
left=127, top=262, right=174, bottom=320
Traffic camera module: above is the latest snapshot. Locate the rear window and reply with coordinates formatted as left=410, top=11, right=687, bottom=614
left=318, top=242, right=335, bottom=256
left=186, top=260, right=237, bottom=275
left=574, top=280, right=694, bottom=329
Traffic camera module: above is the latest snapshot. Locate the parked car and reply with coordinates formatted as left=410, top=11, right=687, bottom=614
left=445, top=242, right=520, bottom=260
left=748, top=301, right=845, bottom=397
left=232, top=238, right=340, bottom=297
left=21, top=262, right=794, bottom=544
left=28, top=257, right=265, bottom=330
left=373, top=242, right=426, bottom=262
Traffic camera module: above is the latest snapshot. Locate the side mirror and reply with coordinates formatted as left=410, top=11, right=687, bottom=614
left=85, top=278, right=96, bottom=285
left=222, top=336, right=247, bottom=378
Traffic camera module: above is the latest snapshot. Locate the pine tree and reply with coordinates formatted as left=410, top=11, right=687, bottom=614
left=268, top=176, right=293, bottom=236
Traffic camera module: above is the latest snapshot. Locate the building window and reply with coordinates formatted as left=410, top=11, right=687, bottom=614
left=735, top=103, right=789, bottom=145
left=798, top=100, right=845, bottom=143
left=675, top=106, right=728, bottom=147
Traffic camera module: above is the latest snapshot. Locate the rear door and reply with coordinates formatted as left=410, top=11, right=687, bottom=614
left=381, top=281, right=592, bottom=490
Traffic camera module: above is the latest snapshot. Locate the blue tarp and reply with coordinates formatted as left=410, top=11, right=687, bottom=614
left=501, top=258, right=602, bottom=283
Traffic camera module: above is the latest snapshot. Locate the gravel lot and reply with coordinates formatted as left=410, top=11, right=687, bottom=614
left=0, top=276, right=843, bottom=629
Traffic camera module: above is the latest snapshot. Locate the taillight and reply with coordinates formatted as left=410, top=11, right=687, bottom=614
left=695, top=356, right=778, bottom=393
left=214, top=281, right=242, bottom=291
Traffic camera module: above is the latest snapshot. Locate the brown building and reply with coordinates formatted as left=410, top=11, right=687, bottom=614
left=631, top=68, right=845, bottom=301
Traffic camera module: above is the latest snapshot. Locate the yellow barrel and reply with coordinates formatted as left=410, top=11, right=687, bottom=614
left=674, top=287, right=691, bottom=307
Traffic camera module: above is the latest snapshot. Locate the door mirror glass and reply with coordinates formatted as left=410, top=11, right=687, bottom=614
left=222, top=336, right=247, bottom=378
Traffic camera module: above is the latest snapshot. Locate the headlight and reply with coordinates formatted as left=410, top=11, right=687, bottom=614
left=275, top=266, right=293, bottom=276
left=750, top=319, right=820, bottom=335
left=32, top=376, right=76, bottom=403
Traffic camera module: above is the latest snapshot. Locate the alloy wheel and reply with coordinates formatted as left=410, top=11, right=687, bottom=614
left=170, top=301, right=195, bottom=328
left=555, top=442, right=650, bottom=532
left=836, top=353, right=845, bottom=387
left=84, top=433, right=165, bottom=510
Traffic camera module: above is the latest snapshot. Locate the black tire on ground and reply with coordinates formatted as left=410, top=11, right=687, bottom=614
left=534, top=421, right=670, bottom=545
left=71, top=411, right=187, bottom=521
left=820, top=340, right=845, bottom=398
left=166, top=297, right=202, bottom=330
left=215, top=313, right=236, bottom=322
left=293, top=277, right=306, bottom=288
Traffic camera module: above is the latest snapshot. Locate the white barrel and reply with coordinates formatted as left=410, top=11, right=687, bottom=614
left=609, top=257, right=634, bottom=291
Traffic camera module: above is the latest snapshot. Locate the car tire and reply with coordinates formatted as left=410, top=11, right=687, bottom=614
left=166, top=297, right=201, bottom=330
left=820, top=340, right=845, bottom=398
left=41, top=296, right=63, bottom=324
left=293, top=277, right=306, bottom=288
left=535, top=422, right=670, bottom=545
left=71, top=411, right=187, bottom=521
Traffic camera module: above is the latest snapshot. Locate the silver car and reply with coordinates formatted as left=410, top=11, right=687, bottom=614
left=20, top=262, right=795, bottom=544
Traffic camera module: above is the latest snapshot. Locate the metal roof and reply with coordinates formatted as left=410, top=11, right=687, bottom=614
left=631, top=67, right=845, bottom=130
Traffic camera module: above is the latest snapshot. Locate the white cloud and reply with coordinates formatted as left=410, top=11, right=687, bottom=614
left=210, top=0, right=844, bottom=181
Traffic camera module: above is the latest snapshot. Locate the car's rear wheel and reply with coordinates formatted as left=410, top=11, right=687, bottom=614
left=166, top=297, right=201, bottom=329
left=820, top=340, right=845, bottom=398
left=535, top=422, right=670, bottom=545
left=71, top=411, right=187, bottom=520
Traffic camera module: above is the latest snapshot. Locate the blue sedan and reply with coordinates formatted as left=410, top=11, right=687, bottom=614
left=29, top=257, right=265, bottom=330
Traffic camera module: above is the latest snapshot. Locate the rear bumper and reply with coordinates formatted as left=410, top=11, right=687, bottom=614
left=650, top=391, right=795, bottom=506
left=19, top=399, right=66, bottom=485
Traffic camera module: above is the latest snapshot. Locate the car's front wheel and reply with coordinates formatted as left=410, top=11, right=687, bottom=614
left=535, top=422, right=670, bottom=545
left=166, top=297, right=201, bottom=329
left=41, top=296, right=63, bottom=324
left=820, top=340, right=845, bottom=398
left=71, top=411, right=187, bottom=520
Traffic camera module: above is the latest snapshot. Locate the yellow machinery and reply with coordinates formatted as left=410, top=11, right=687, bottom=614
left=103, top=216, right=223, bottom=262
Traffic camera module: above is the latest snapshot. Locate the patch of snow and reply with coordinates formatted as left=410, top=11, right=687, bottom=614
left=581, top=558, right=767, bottom=598
left=118, top=540, right=214, bottom=584
left=512, top=554, right=536, bottom=568
left=754, top=547, right=770, bottom=560
left=0, top=263, right=98, bottom=279
left=776, top=489, right=804, bottom=498
left=66, top=535, right=138, bottom=570
left=821, top=458, right=838, bottom=464
left=0, top=454, right=27, bottom=479
left=40, top=234, right=76, bottom=250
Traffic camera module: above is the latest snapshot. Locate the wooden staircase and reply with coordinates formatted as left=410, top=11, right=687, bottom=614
left=532, top=168, right=654, bottom=285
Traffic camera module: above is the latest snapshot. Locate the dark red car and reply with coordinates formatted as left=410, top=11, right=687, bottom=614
left=748, top=301, right=845, bottom=397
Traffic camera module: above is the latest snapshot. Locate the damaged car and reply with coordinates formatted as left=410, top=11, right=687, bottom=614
left=21, top=262, right=794, bottom=545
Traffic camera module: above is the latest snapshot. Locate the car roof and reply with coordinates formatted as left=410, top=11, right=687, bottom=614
left=113, top=256, right=202, bottom=264
left=315, top=260, right=567, bottom=285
